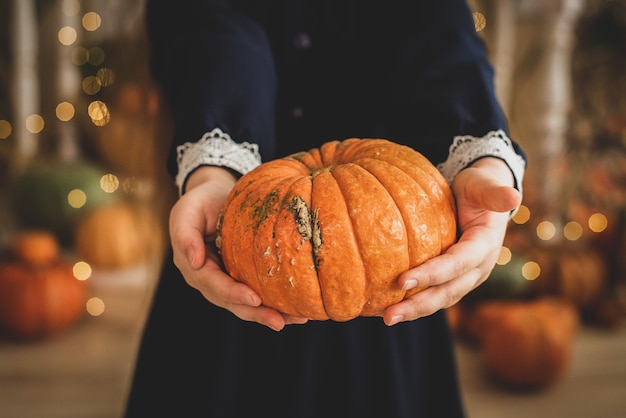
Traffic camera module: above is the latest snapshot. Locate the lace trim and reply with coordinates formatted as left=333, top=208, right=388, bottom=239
left=175, top=128, right=262, bottom=194
left=437, top=129, right=526, bottom=193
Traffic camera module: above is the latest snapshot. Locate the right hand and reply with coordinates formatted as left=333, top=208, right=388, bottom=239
left=168, top=166, right=308, bottom=331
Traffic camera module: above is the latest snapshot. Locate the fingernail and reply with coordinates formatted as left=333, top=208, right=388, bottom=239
left=388, top=314, right=404, bottom=326
left=402, top=279, right=418, bottom=291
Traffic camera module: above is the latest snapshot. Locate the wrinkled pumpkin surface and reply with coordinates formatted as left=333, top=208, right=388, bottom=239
left=217, top=138, right=457, bottom=321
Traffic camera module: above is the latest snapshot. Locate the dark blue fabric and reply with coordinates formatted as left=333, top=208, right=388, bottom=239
left=126, top=1, right=526, bottom=416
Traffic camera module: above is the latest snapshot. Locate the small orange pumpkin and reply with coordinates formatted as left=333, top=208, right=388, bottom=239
left=0, top=234, right=87, bottom=339
left=11, top=230, right=60, bottom=265
left=74, top=202, right=163, bottom=269
left=477, top=297, right=579, bottom=390
left=217, top=138, right=457, bottom=321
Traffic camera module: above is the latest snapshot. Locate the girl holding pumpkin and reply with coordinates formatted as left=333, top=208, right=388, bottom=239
left=125, top=0, right=526, bottom=417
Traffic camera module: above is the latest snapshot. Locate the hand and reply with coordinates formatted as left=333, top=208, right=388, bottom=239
left=169, top=166, right=308, bottom=331
left=383, top=157, right=523, bottom=326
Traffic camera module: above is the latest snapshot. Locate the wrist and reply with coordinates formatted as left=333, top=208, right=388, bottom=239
left=184, top=166, right=238, bottom=194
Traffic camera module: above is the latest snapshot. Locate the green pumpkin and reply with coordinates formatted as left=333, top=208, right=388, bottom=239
left=471, top=253, right=535, bottom=301
left=10, top=160, right=117, bottom=242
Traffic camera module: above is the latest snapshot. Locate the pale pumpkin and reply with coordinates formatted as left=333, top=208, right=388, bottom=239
left=216, top=138, right=457, bottom=321
left=74, top=202, right=163, bottom=269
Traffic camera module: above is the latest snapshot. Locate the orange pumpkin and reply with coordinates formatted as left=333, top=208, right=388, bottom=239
left=11, top=230, right=60, bottom=265
left=216, top=138, right=457, bottom=321
left=0, top=234, right=87, bottom=340
left=477, top=297, right=579, bottom=390
left=74, top=202, right=163, bottom=269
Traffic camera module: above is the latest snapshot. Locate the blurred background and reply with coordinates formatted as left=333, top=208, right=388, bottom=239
left=0, top=0, right=625, bottom=417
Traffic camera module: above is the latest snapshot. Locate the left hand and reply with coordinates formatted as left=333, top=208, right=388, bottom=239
left=383, top=157, right=523, bottom=326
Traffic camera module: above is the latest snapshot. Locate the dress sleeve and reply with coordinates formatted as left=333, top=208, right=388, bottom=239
left=387, top=0, right=526, bottom=190
left=145, top=0, right=276, bottom=192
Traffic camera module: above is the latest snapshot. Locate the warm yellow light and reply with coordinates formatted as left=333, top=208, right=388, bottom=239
left=71, top=46, right=89, bottom=65
left=67, top=189, right=87, bottom=208
left=100, top=174, right=120, bottom=193
left=58, top=26, right=77, bottom=46
left=86, top=297, right=105, bottom=316
left=0, top=120, right=12, bottom=139
left=512, top=204, right=530, bottom=224
left=473, top=12, right=487, bottom=32
left=25, top=114, right=45, bottom=134
left=82, top=12, right=102, bottom=31
left=96, top=67, right=115, bottom=87
left=88, top=47, right=105, bottom=66
left=522, top=261, right=541, bottom=280
left=82, top=75, right=102, bottom=95
left=88, top=100, right=110, bottom=126
left=564, top=221, right=583, bottom=241
left=496, top=246, right=512, bottom=265
left=536, top=221, right=556, bottom=241
left=589, top=213, right=608, bottom=233
left=56, top=101, right=75, bottom=121
left=73, top=261, right=92, bottom=281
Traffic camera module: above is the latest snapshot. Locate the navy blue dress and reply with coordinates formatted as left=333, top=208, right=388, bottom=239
left=124, top=1, right=522, bottom=417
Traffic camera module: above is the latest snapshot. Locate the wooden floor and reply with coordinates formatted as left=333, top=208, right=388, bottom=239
left=1, top=263, right=625, bottom=418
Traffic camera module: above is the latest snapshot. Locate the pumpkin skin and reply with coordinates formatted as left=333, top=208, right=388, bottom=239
left=0, top=237, right=87, bottom=340
left=476, top=298, right=579, bottom=390
left=74, top=202, right=163, bottom=269
left=11, top=230, right=60, bottom=266
left=216, top=138, right=457, bottom=321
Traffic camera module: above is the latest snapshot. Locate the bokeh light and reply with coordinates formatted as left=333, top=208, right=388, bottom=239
left=67, top=189, right=87, bottom=208
left=25, top=114, right=45, bottom=134
left=56, top=101, right=75, bottom=121
left=82, top=75, right=102, bottom=95
left=96, top=67, right=115, bottom=87
left=58, top=26, right=78, bottom=46
left=71, top=46, right=90, bottom=65
left=522, top=261, right=541, bottom=280
left=564, top=221, right=583, bottom=241
left=588, top=212, right=608, bottom=233
left=82, top=12, right=102, bottom=31
left=86, top=297, right=105, bottom=316
left=512, top=204, right=531, bottom=224
left=536, top=220, right=556, bottom=240
left=100, top=174, right=120, bottom=193
left=73, top=261, right=92, bottom=281
left=88, top=100, right=110, bottom=126
left=88, top=47, right=105, bottom=66
left=496, top=246, right=512, bottom=265
left=473, top=12, right=487, bottom=32
left=0, top=120, right=12, bottom=139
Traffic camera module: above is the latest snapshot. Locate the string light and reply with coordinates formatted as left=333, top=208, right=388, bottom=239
left=56, top=101, right=75, bottom=121
left=67, top=189, right=87, bottom=208
left=100, top=174, right=120, bottom=193
left=472, top=12, right=487, bottom=32
left=58, top=26, right=78, bottom=46
left=564, top=221, right=583, bottom=241
left=73, top=261, right=92, bottom=280
left=536, top=220, right=556, bottom=240
left=522, top=261, right=541, bottom=280
left=496, top=246, right=512, bottom=265
left=86, top=297, right=105, bottom=316
left=512, top=204, right=531, bottom=224
left=82, top=12, right=102, bottom=32
left=0, top=120, right=11, bottom=139
left=25, top=114, right=45, bottom=134
left=588, top=213, right=608, bottom=233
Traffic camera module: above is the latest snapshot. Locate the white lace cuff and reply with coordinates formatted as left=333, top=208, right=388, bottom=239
left=437, top=129, right=526, bottom=193
left=175, top=128, right=262, bottom=194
